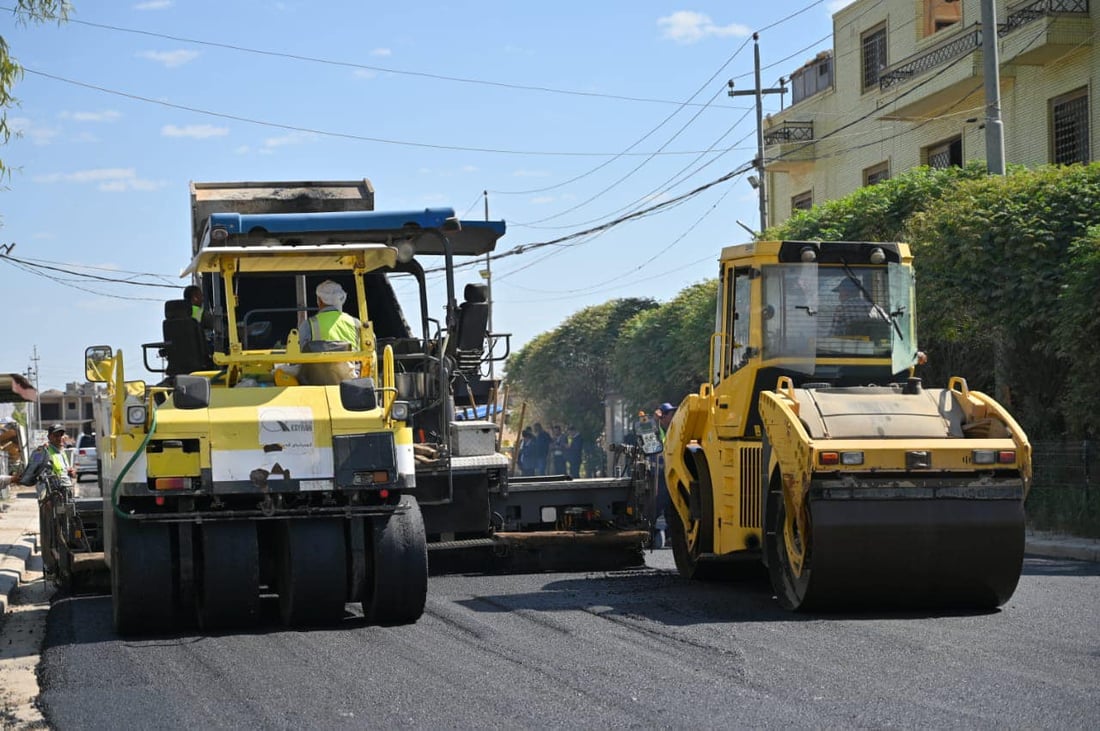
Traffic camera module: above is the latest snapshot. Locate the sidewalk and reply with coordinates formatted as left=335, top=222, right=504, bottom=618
left=0, top=487, right=43, bottom=615
left=1025, top=530, right=1100, bottom=563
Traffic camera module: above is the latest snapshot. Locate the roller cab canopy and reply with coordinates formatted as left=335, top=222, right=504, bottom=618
left=182, top=243, right=398, bottom=277
left=0, top=373, right=36, bottom=403
left=197, top=207, right=507, bottom=257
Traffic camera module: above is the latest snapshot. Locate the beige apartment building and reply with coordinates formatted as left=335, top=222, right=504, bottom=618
left=763, top=0, right=1096, bottom=225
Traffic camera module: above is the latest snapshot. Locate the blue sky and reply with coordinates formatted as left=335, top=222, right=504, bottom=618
left=1, top=0, right=853, bottom=391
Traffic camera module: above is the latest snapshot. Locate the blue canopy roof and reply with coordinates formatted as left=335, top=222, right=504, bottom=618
left=204, top=207, right=506, bottom=256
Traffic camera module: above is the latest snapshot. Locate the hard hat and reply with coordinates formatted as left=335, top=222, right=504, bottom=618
left=315, top=280, right=347, bottom=308
left=47, top=423, right=66, bottom=435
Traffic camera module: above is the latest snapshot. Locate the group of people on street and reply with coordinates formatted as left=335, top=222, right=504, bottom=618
left=517, top=422, right=583, bottom=477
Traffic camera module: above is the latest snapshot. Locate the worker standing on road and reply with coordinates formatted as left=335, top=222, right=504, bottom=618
left=652, top=402, right=677, bottom=549
left=18, top=423, right=75, bottom=578
left=18, top=423, right=75, bottom=492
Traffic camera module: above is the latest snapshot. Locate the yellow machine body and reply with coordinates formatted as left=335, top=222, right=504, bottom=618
left=664, top=240, right=1031, bottom=610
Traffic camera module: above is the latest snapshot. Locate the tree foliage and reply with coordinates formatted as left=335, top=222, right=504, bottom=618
left=773, top=162, right=1100, bottom=439
left=610, top=280, right=716, bottom=409
left=505, top=298, right=657, bottom=448
left=1, top=1, right=70, bottom=177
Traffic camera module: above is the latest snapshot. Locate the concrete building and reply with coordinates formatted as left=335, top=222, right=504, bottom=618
left=763, top=0, right=1096, bottom=225
left=37, top=382, right=99, bottom=437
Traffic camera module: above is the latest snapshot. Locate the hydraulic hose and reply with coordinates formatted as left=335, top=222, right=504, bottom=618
left=110, top=402, right=158, bottom=521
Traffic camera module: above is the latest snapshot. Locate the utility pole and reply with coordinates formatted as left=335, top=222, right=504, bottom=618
left=483, top=190, right=494, bottom=386
left=728, top=33, right=786, bottom=232
left=28, top=345, right=41, bottom=434
left=980, top=0, right=1006, bottom=175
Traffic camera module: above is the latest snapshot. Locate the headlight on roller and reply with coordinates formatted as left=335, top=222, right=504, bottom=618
left=126, top=404, right=147, bottom=426
left=390, top=401, right=409, bottom=421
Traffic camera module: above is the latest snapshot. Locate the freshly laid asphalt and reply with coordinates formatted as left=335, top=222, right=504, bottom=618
left=0, top=484, right=1095, bottom=619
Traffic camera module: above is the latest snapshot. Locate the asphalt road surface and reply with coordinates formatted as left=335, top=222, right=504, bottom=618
left=38, top=551, right=1100, bottom=729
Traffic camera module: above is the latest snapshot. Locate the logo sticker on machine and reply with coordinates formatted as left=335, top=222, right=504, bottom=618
left=258, top=407, right=315, bottom=452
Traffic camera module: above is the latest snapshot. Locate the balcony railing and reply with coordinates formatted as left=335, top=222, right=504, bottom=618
left=763, top=121, right=814, bottom=145
left=879, top=1, right=1089, bottom=91
left=879, top=25, right=981, bottom=90
left=1001, top=0, right=1089, bottom=35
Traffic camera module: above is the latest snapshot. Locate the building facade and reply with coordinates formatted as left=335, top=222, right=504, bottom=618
left=764, top=0, right=1096, bottom=225
left=37, top=381, right=98, bottom=437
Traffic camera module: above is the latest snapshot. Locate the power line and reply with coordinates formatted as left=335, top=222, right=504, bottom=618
left=0, top=256, right=163, bottom=301
left=429, top=163, right=752, bottom=274
left=491, top=35, right=754, bottom=199
left=0, top=253, right=179, bottom=288
left=22, top=68, right=735, bottom=158
left=3, top=5, right=751, bottom=110
left=512, top=82, right=736, bottom=225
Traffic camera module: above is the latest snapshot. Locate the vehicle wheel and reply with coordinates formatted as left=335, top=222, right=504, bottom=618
left=196, top=522, right=260, bottom=630
left=668, top=461, right=717, bottom=581
left=276, top=519, right=347, bottom=627
left=765, top=473, right=814, bottom=610
left=112, top=517, right=175, bottom=636
left=364, top=497, right=427, bottom=625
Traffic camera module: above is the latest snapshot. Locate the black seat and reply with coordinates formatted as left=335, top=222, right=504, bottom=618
left=451, top=284, right=489, bottom=376
left=162, top=299, right=209, bottom=376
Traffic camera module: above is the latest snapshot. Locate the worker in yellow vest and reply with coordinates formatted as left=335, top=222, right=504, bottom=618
left=296, top=280, right=363, bottom=385
left=299, top=280, right=361, bottom=351
left=19, top=423, right=75, bottom=491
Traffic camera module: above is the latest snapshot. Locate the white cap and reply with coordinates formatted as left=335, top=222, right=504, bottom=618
left=315, top=280, right=347, bottom=309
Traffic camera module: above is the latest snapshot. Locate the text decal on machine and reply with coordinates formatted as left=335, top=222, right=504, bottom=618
left=258, top=407, right=315, bottom=453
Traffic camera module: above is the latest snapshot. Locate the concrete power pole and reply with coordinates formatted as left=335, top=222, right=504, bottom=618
left=981, top=0, right=1006, bottom=175
left=728, top=33, right=786, bottom=232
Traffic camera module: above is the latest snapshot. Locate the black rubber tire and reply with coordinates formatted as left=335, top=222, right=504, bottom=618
left=196, top=522, right=260, bottom=630
left=765, top=474, right=814, bottom=611
left=365, top=497, right=427, bottom=625
left=276, top=519, right=348, bottom=627
left=112, top=517, right=175, bottom=636
left=668, top=459, right=718, bottom=581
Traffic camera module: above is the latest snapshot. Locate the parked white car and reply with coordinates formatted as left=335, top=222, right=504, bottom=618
left=74, top=433, right=98, bottom=482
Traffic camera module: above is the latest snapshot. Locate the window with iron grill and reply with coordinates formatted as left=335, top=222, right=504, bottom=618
left=791, top=191, right=813, bottom=211
left=862, top=25, right=887, bottom=92
left=863, top=161, right=890, bottom=186
left=924, top=136, right=962, bottom=168
left=1051, top=88, right=1089, bottom=165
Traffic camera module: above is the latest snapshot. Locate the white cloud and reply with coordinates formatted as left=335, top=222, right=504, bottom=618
left=370, top=48, right=391, bottom=57
left=134, top=0, right=172, bottom=9
left=7, top=116, right=59, bottom=145
left=530, top=195, right=555, bottom=205
left=461, top=165, right=477, bottom=173
left=263, top=131, right=315, bottom=149
left=234, top=145, right=251, bottom=155
left=353, top=69, right=377, bottom=80
left=60, top=110, right=121, bottom=122
left=32, top=167, right=164, bottom=192
left=827, top=0, right=857, bottom=11
left=657, top=11, right=750, bottom=44
left=136, top=49, right=200, bottom=68
left=161, top=123, right=229, bottom=139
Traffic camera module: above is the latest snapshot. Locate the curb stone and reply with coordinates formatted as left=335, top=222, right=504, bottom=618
left=0, top=489, right=43, bottom=615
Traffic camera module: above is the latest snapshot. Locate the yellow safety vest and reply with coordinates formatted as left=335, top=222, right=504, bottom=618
left=191, top=304, right=203, bottom=323
left=309, top=310, right=360, bottom=347
left=45, top=444, right=68, bottom=476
